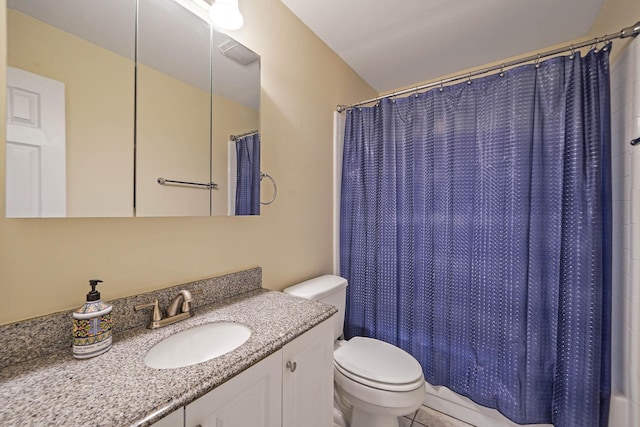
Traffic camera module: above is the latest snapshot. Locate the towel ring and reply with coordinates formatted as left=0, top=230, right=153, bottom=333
left=260, top=172, right=277, bottom=205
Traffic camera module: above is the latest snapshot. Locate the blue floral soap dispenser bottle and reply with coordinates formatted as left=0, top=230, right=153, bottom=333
left=72, top=279, right=113, bottom=359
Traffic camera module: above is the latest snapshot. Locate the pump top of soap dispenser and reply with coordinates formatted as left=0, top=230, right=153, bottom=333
left=74, top=279, right=111, bottom=317
left=86, top=279, right=104, bottom=301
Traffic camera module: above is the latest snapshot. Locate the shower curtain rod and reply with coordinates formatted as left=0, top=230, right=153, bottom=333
left=230, top=129, right=259, bottom=141
left=337, top=20, right=640, bottom=113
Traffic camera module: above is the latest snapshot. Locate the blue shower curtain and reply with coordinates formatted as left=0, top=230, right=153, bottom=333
left=235, top=133, right=260, bottom=215
left=340, top=46, right=611, bottom=427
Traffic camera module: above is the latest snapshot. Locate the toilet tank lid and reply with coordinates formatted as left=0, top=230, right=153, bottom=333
left=284, top=275, right=347, bottom=301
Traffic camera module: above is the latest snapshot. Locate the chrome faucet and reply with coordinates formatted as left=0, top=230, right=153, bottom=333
left=134, top=289, right=196, bottom=329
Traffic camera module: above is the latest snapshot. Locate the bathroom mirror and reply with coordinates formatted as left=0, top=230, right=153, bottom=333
left=136, top=0, right=261, bottom=216
left=5, top=0, right=136, bottom=217
left=135, top=0, right=212, bottom=217
left=5, top=0, right=260, bottom=217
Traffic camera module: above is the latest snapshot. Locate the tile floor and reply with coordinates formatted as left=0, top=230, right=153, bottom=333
left=398, top=405, right=474, bottom=427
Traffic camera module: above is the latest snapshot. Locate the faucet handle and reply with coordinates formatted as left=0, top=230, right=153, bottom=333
left=134, top=299, right=162, bottom=321
left=181, top=289, right=204, bottom=313
left=181, top=290, right=194, bottom=313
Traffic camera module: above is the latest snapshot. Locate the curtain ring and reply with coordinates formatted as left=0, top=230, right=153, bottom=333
left=499, top=64, right=505, bottom=77
left=569, top=45, right=576, bottom=60
left=535, top=54, right=541, bottom=68
left=595, top=37, right=604, bottom=52
left=414, top=87, right=420, bottom=98
left=467, top=73, right=472, bottom=85
left=439, top=80, right=444, bottom=92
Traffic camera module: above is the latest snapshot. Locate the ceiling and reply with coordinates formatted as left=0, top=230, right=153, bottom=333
left=280, top=0, right=606, bottom=93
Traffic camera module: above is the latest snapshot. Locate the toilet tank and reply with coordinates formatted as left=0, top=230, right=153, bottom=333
left=284, top=275, right=347, bottom=341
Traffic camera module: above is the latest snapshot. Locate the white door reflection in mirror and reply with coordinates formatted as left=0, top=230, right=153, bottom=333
left=6, top=67, right=66, bottom=217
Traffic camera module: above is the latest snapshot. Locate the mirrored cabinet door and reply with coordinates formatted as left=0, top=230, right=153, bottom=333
left=134, top=0, right=261, bottom=216
left=6, top=0, right=135, bottom=217
left=136, top=0, right=212, bottom=216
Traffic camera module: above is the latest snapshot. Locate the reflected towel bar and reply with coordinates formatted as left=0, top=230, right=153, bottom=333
left=157, top=178, right=219, bottom=190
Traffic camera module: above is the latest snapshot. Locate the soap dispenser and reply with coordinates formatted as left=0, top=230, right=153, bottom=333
left=72, top=279, right=113, bottom=359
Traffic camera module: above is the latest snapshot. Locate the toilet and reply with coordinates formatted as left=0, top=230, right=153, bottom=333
left=284, top=275, right=426, bottom=427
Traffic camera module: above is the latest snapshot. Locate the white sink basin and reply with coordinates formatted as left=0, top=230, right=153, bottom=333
left=144, top=322, right=251, bottom=369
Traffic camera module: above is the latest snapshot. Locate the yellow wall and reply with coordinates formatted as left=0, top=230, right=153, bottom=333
left=0, top=0, right=376, bottom=324
left=7, top=9, right=134, bottom=217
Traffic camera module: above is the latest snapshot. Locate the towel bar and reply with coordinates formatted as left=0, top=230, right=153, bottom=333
left=157, top=177, right=219, bottom=190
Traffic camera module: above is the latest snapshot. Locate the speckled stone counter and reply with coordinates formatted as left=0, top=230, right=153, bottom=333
left=0, top=268, right=264, bottom=369
left=0, top=288, right=336, bottom=426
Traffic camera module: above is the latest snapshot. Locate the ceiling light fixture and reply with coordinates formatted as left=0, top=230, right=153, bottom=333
left=209, top=0, right=244, bottom=30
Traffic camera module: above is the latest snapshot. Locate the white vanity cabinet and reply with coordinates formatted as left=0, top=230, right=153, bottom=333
left=186, top=350, right=283, bottom=427
left=282, top=319, right=334, bottom=427
left=153, top=318, right=334, bottom=427
left=151, top=408, right=184, bottom=427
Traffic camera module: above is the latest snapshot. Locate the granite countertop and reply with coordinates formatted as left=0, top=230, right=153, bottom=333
left=0, top=289, right=336, bottom=427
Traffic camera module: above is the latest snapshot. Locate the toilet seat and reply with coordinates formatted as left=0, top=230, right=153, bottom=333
left=334, top=337, right=424, bottom=392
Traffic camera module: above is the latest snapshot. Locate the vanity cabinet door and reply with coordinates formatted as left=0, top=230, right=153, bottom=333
left=282, top=318, right=334, bottom=427
left=184, top=350, right=283, bottom=427
left=152, top=407, right=184, bottom=427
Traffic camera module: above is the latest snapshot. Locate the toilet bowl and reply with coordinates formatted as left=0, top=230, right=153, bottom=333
left=284, top=275, right=426, bottom=427
left=333, top=337, right=426, bottom=427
